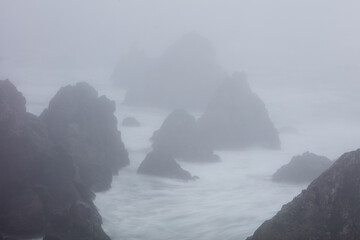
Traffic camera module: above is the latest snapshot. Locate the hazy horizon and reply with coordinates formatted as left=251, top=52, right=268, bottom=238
left=1, top=0, right=359, bottom=90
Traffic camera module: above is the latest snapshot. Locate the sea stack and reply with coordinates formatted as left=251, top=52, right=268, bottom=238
left=248, top=149, right=360, bottom=240
left=198, top=72, right=280, bottom=150
left=41, top=82, right=129, bottom=191
left=0, top=80, right=109, bottom=240
left=272, top=152, right=332, bottom=183
left=151, top=109, right=219, bottom=162
left=122, top=32, right=226, bottom=110
left=137, top=150, right=197, bottom=180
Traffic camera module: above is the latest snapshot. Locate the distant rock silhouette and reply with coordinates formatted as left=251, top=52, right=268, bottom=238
left=122, top=117, right=140, bottom=127
left=152, top=109, right=219, bottom=162
left=198, top=72, right=280, bottom=150
left=272, top=152, right=332, bottom=183
left=0, top=80, right=109, bottom=240
left=248, top=149, right=360, bottom=240
left=137, top=150, right=197, bottom=180
left=112, top=46, right=153, bottom=89
left=40, top=82, right=129, bottom=191
left=120, top=32, right=227, bottom=110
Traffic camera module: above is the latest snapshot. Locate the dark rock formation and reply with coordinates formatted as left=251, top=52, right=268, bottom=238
left=122, top=32, right=227, bottom=110
left=122, top=117, right=140, bottom=127
left=41, top=82, right=129, bottom=191
left=248, top=149, right=360, bottom=240
left=137, top=150, right=197, bottom=180
left=0, top=80, right=109, bottom=240
left=151, top=109, right=219, bottom=162
left=272, top=152, right=332, bottom=183
left=198, top=72, right=280, bottom=150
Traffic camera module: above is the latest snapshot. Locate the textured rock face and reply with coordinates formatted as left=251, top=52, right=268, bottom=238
left=248, top=149, right=360, bottom=240
left=122, top=117, right=140, bottom=127
left=0, top=80, right=109, bottom=240
left=137, top=150, right=196, bottom=180
left=273, top=152, right=332, bottom=183
left=152, top=109, right=219, bottom=162
left=122, top=32, right=227, bottom=110
left=41, top=82, right=129, bottom=191
left=198, top=72, right=280, bottom=150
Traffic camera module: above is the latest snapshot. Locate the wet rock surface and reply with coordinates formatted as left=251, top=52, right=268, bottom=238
left=0, top=80, right=110, bottom=240
left=248, top=149, right=360, bottom=240
left=41, top=82, right=129, bottom=191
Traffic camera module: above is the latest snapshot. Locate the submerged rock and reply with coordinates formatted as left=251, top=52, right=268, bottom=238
left=248, top=149, right=360, bottom=240
left=151, top=109, right=219, bottom=162
left=41, top=82, right=129, bottom=191
left=272, top=152, right=332, bottom=183
left=0, top=80, right=109, bottom=240
left=122, top=117, right=140, bottom=127
left=198, top=72, right=280, bottom=150
left=137, top=150, right=197, bottom=180
left=122, top=32, right=227, bottom=110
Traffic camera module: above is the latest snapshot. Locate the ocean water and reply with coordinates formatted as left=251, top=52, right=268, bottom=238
left=3, top=66, right=360, bottom=240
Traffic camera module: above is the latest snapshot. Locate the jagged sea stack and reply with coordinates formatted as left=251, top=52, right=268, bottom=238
left=198, top=72, right=280, bottom=150
left=272, top=152, right=332, bottom=183
left=122, top=32, right=227, bottom=110
left=151, top=109, right=219, bottom=162
left=248, top=149, right=360, bottom=240
left=0, top=80, right=109, bottom=240
left=137, top=150, right=197, bottom=180
left=41, top=82, right=129, bottom=191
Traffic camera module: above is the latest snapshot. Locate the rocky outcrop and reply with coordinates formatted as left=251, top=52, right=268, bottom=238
left=137, top=150, right=197, bottom=180
left=122, top=117, right=140, bottom=127
left=248, top=149, right=360, bottom=240
left=151, top=109, right=219, bottom=162
left=41, top=82, right=129, bottom=191
left=198, top=72, right=280, bottom=150
left=0, top=80, right=109, bottom=240
left=272, top=152, right=332, bottom=183
left=122, top=32, right=227, bottom=110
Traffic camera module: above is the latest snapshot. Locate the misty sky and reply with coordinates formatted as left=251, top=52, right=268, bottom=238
left=1, top=0, right=359, bottom=88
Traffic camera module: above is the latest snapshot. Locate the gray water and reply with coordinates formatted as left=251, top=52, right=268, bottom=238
left=3, top=65, right=360, bottom=240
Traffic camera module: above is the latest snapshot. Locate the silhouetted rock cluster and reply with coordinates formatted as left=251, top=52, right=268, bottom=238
left=137, top=150, right=197, bottom=180
left=122, top=117, right=140, bottom=127
left=41, top=82, right=129, bottom=191
left=0, top=80, right=111, bottom=240
left=198, top=72, right=280, bottom=150
left=248, top=149, right=360, bottom=240
left=117, top=32, right=227, bottom=110
left=151, top=109, right=219, bottom=162
left=272, top=152, right=332, bottom=183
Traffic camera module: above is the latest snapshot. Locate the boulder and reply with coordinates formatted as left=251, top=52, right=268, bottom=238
left=41, top=82, right=129, bottom=191
left=198, top=72, right=280, bottom=150
left=248, top=149, right=360, bottom=240
left=122, top=32, right=227, bottom=110
left=137, top=150, right=197, bottom=180
left=122, top=117, right=140, bottom=127
left=272, top=152, right=332, bottom=183
left=151, top=109, right=219, bottom=162
left=0, top=80, right=109, bottom=240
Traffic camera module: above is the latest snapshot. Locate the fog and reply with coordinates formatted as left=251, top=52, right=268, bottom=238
left=1, top=0, right=360, bottom=87
left=1, top=1, right=360, bottom=240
